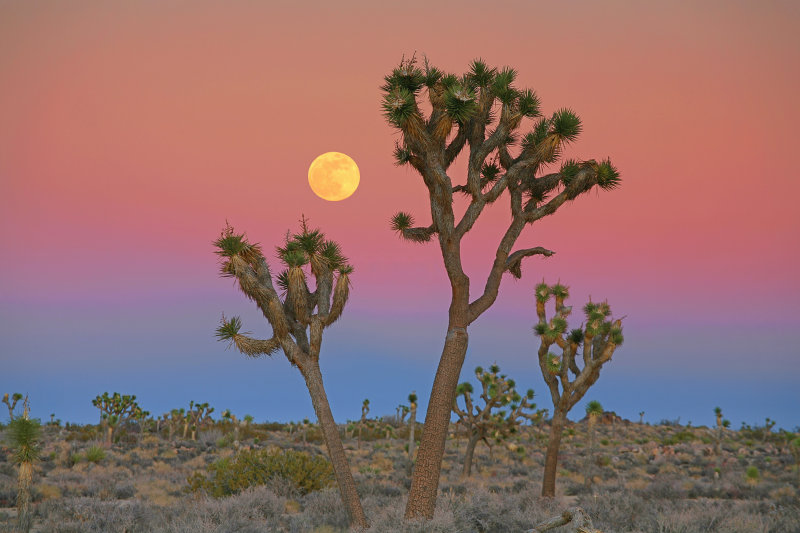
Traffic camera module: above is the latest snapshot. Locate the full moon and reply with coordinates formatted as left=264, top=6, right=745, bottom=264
left=308, top=152, right=360, bottom=201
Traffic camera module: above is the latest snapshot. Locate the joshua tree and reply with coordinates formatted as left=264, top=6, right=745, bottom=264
left=762, top=417, right=776, bottom=442
left=358, top=399, right=370, bottom=450
left=381, top=55, right=621, bottom=518
left=407, top=392, right=418, bottom=460
left=164, top=408, right=184, bottom=441
left=452, top=365, right=537, bottom=477
left=533, top=282, right=624, bottom=497
left=92, top=392, right=145, bottom=446
left=3, top=392, right=23, bottom=421
left=213, top=220, right=368, bottom=529
left=585, top=400, right=603, bottom=452
left=712, top=407, right=725, bottom=456
left=184, top=401, right=214, bottom=440
left=639, top=411, right=645, bottom=425
left=7, top=397, right=39, bottom=533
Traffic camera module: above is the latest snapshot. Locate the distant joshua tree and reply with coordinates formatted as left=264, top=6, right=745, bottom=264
left=585, top=400, right=603, bottom=452
left=533, top=282, right=624, bottom=497
left=3, top=392, right=24, bottom=421
left=184, top=401, right=214, bottom=441
left=381, top=55, right=622, bottom=518
left=213, top=219, right=367, bottom=529
left=452, top=365, right=536, bottom=477
left=358, top=399, right=370, bottom=450
left=7, top=397, right=39, bottom=533
left=407, top=392, right=418, bottom=460
left=92, top=392, right=145, bottom=447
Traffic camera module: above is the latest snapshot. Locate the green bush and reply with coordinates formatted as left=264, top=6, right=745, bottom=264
left=746, top=465, right=760, bottom=482
left=186, top=447, right=335, bottom=497
left=85, top=445, right=106, bottom=463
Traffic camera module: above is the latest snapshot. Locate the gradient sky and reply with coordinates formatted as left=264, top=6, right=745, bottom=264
left=1, top=1, right=798, bottom=430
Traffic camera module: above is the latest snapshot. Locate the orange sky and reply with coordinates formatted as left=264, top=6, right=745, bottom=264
left=1, top=1, right=798, bottom=425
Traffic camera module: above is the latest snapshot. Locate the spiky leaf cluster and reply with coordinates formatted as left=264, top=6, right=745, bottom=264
left=7, top=417, right=41, bottom=464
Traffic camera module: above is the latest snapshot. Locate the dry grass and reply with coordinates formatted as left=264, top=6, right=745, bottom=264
left=0, top=420, right=798, bottom=532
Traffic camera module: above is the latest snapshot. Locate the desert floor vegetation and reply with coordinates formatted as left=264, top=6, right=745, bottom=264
left=1, top=415, right=798, bottom=532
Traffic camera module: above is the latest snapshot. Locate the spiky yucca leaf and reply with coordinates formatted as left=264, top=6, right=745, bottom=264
left=522, top=118, right=551, bottom=152
left=596, top=158, right=621, bottom=190
left=610, top=326, right=624, bottom=345
left=423, top=64, right=443, bottom=88
left=320, top=240, right=346, bottom=271
left=390, top=212, right=414, bottom=233
left=338, top=264, right=354, bottom=275
left=456, top=382, right=474, bottom=395
left=568, top=328, right=584, bottom=344
left=292, top=229, right=324, bottom=256
left=444, top=84, right=478, bottom=124
left=551, top=283, right=569, bottom=299
left=216, top=315, right=243, bottom=342
left=492, top=67, right=518, bottom=104
left=517, top=89, right=541, bottom=118
left=467, top=58, right=496, bottom=88
left=276, top=270, right=289, bottom=295
left=382, top=87, right=417, bottom=128
left=533, top=322, right=548, bottom=336
left=545, top=353, right=562, bottom=374
left=382, top=62, right=425, bottom=94
left=474, top=365, right=484, bottom=375
left=551, top=108, right=582, bottom=143
left=393, top=142, right=412, bottom=166
left=408, top=393, right=418, bottom=404
left=213, top=226, right=263, bottom=261
left=559, top=159, right=581, bottom=185
left=280, top=249, right=306, bottom=269
left=8, top=417, right=41, bottom=464
left=535, top=282, right=551, bottom=303
left=583, top=302, right=598, bottom=316
left=586, top=400, right=603, bottom=416
left=490, top=363, right=500, bottom=374
left=526, top=389, right=535, bottom=400
left=551, top=317, right=568, bottom=334
left=481, top=162, right=501, bottom=182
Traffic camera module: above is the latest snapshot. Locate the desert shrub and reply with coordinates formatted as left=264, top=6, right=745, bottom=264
left=85, top=445, right=106, bottom=463
left=745, top=465, right=759, bottom=482
left=186, top=447, right=334, bottom=498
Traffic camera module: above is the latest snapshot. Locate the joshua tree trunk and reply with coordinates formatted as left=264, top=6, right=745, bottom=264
left=16, top=462, right=32, bottom=533
left=406, top=325, right=468, bottom=518
left=462, top=432, right=480, bottom=478
left=106, top=425, right=113, bottom=447
left=542, top=405, right=567, bottom=497
left=301, top=360, right=368, bottom=529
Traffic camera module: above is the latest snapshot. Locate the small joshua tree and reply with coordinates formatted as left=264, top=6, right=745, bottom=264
left=407, top=392, right=418, bottom=460
left=585, top=400, right=603, bottom=452
left=3, top=392, right=24, bottom=421
left=533, top=282, right=624, bottom=497
left=7, top=397, right=39, bottom=533
left=213, top=220, right=367, bottom=528
left=452, top=365, right=536, bottom=477
left=712, top=406, right=725, bottom=456
left=358, top=399, right=370, bottom=450
left=184, top=401, right=214, bottom=441
left=762, top=417, right=776, bottom=442
left=165, top=408, right=184, bottom=441
left=92, top=392, right=145, bottom=447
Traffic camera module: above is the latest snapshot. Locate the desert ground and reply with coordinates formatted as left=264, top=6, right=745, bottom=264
left=1, top=414, right=799, bottom=533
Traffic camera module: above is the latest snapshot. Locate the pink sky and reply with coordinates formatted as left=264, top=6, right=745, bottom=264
left=1, top=1, right=798, bottom=425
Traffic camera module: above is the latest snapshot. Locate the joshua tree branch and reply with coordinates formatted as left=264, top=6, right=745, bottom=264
left=231, top=334, right=281, bottom=358
left=505, top=246, right=555, bottom=279
left=445, top=125, right=468, bottom=167
left=467, top=217, right=526, bottom=323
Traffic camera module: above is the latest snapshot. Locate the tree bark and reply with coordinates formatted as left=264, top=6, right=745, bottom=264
left=542, top=406, right=567, bottom=497
left=405, top=325, right=469, bottom=519
left=16, top=461, right=33, bottom=533
left=301, top=360, right=368, bottom=529
left=462, top=433, right=480, bottom=478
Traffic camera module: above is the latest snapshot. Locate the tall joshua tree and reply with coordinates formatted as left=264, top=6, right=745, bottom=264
left=3, top=393, right=24, bottom=421
left=407, top=392, right=418, bottom=460
left=213, top=220, right=368, bottom=529
left=381, top=55, right=621, bottom=518
left=533, top=282, right=624, bottom=497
